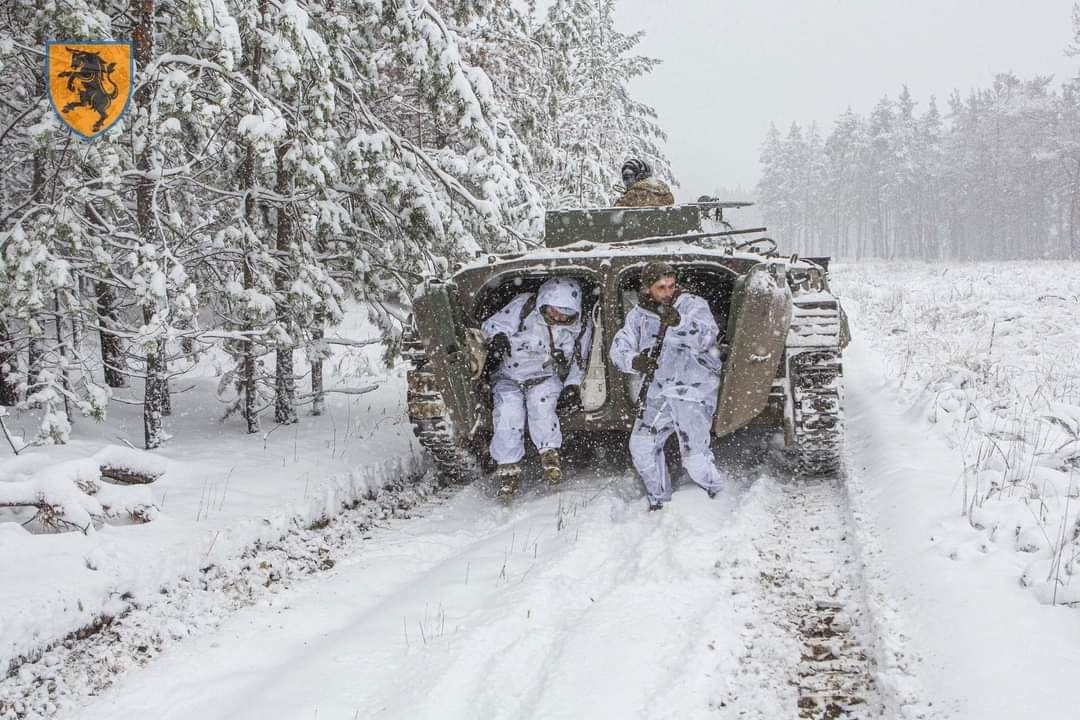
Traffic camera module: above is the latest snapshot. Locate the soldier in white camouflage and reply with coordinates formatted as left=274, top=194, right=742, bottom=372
left=480, top=278, right=594, bottom=500
left=610, top=261, right=728, bottom=510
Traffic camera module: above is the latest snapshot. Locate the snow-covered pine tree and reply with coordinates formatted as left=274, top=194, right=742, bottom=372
left=131, top=0, right=168, bottom=448
left=0, top=0, right=112, bottom=442
left=326, top=1, right=544, bottom=264
left=1059, top=77, right=1080, bottom=259
left=1068, top=2, right=1080, bottom=59
left=534, top=0, right=672, bottom=207
left=0, top=319, right=15, bottom=406
left=1, top=0, right=675, bottom=447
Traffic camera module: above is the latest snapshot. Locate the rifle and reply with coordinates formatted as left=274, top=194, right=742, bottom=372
left=477, top=333, right=510, bottom=410
left=636, top=322, right=670, bottom=421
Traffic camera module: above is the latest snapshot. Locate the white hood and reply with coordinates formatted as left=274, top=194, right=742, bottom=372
left=536, top=277, right=583, bottom=319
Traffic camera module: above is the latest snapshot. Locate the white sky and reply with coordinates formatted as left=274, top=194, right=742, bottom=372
left=612, top=0, right=1079, bottom=198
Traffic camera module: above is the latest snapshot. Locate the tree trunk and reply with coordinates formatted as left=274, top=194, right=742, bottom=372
left=26, top=123, right=48, bottom=397
left=241, top=147, right=259, bottom=433
left=26, top=336, right=43, bottom=397
left=134, top=0, right=164, bottom=448
left=96, top=281, right=127, bottom=387
left=275, top=347, right=296, bottom=424
left=159, top=370, right=171, bottom=417
left=243, top=335, right=258, bottom=433
left=54, top=292, right=72, bottom=424
left=273, top=137, right=297, bottom=425
left=237, top=0, right=267, bottom=434
left=311, top=309, right=325, bottom=417
left=241, top=228, right=259, bottom=433
left=1071, top=158, right=1080, bottom=260
left=0, top=321, right=16, bottom=406
left=143, top=306, right=165, bottom=450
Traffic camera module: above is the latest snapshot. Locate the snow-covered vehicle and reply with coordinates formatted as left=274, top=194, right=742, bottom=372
left=403, top=202, right=850, bottom=483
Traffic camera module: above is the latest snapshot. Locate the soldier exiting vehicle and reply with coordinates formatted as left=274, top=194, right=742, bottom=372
left=480, top=277, right=594, bottom=500
left=610, top=262, right=728, bottom=510
left=614, top=158, right=675, bottom=207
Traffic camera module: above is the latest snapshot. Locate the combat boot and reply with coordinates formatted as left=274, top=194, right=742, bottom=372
left=495, top=463, right=522, bottom=501
left=540, top=449, right=562, bottom=486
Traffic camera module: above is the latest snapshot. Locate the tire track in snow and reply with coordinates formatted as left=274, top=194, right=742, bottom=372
left=63, top=442, right=919, bottom=720
left=347, top=477, right=743, bottom=720
left=709, top=473, right=887, bottom=719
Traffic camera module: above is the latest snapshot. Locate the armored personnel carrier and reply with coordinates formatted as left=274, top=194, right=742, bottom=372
left=403, top=202, right=849, bottom=484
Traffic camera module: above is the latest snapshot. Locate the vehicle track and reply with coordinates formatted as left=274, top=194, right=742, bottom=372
left=783, top=481, right=877, bottom=718
left=716, top=472, right=883, bottom=719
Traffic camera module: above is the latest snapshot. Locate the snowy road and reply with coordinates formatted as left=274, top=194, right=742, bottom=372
left=13, top=268, right=1080, bottom=720
left=69, top=445, right=897, bottom=720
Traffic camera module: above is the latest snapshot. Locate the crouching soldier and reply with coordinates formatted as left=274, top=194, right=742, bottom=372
left=610, top=262, right=727, bottom=510
left=481, top=277, right=593, bottom=500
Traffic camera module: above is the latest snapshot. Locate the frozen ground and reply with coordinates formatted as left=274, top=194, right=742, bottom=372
left=64, top=449, right=919, bottom=720
left=835, top=261, right=1080, bottom=719
left=0, top=307, right=425, bottom=700
left=835, top=262, right=1080, bottom=606
left=3, top=262, right=1080, bottom=719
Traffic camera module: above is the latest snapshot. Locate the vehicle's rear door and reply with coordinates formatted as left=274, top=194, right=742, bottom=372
left=410, top=279, right=478, bottom=440
left=713, top=262, right=792, bottom=436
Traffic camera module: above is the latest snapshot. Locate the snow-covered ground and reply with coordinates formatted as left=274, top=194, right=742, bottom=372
left=0, top=307, right=426, bottom=710
left=3, top=262, right=1080, bottom=720
left=835, top=261, right=1080, bottom=606
left=835, top=261, right=1080, bottom=719
left=55, top=432, right=924, bottom=720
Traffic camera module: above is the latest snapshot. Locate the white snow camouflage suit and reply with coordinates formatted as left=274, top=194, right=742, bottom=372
left=481, top=278, right=594, bottom=465
left=610, top=292, right=727, bottom=505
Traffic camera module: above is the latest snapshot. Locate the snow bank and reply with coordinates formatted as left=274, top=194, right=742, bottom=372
left=835, top=261, right=1080, bottom=606
left=93, top=446, right=167, bottom=482
left=0, top=454, right=158, bottom=534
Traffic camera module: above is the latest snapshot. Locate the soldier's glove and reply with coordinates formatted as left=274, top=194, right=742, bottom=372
left=631, top=352, right=659, bottom=375
left=476, top=380, right=495, bottom=410
left=487, top=332, right=511, bottom=361
left=556, top=385, right=583, bottom=415
left=658, top=304, right=681, bottom=328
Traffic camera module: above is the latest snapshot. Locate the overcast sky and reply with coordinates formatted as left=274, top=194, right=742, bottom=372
left=612, top=0, right=1078, bottom=199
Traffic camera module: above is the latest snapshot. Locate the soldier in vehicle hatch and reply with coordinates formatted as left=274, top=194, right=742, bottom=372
left=614, top=158, right=675, bottom=207
left=479, top=277, right=594, bottom=500
left=610, top=261, right=727, bottom=511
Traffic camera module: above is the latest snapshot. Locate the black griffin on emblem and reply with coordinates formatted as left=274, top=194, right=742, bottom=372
left=57, top=48, right=119, bottom=132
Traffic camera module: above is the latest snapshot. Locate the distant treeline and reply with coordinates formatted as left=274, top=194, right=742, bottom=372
left=756, top=74, right=1080, bottom=260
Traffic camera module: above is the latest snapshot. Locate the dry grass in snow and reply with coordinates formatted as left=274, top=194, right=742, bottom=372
left=835, top=261, right=1080, bottom=605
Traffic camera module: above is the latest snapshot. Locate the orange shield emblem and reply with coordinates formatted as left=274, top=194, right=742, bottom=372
left=46, top=40, right=133, bottom=140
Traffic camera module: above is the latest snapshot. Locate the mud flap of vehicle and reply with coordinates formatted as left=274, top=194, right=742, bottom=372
left=412, top=281, right=476, bottom=440
left=713, top=263, right=792, bottom=437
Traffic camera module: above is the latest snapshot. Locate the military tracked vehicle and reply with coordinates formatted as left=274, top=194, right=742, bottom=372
left=403, top=202, right=850, bottom=484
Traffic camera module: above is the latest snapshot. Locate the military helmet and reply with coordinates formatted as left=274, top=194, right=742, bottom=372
left=621, top=158, right=653, bottom=185
left=639, top=260, right=677, bottom=290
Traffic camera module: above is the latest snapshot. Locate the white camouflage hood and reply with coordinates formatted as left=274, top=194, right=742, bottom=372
left=536, top=277, right=583, bottom=319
